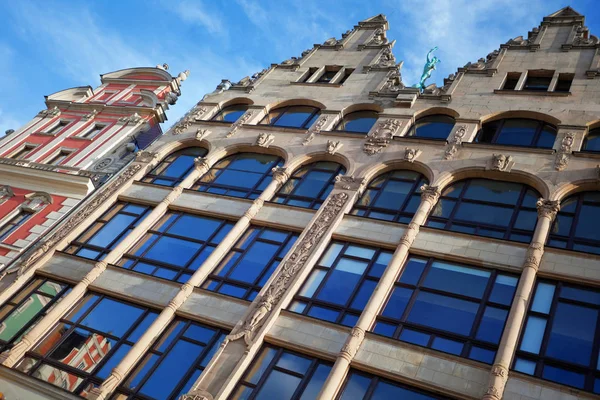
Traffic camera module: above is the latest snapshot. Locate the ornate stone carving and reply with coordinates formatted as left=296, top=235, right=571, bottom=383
left=194, top=157, right=210, bottom=170
left=363, top=119, right=403, bottom=155
left=420, top=185, right=441, bottom=204
left=135, top=151, right=158, bottom=163
left=506, top=26, right=540, bottom=47
left=256, top=133, right=275, bottom=148
left=536, top=199, right=560, bottom=220
left=37, top=106, right=61, bottom=118
left=374, top=47, right=395, bottom=68
left=82, top=109, right=99, bottom=121
left=226, top=111, right=254, bottom=138
left=195, top=129, right=211, bottom=141
left=404, top=147, right=422, bottom=163
left=271, top=167, right=289, bottom=184
left=400, top=222, right=420, bottom=247
left=523, top=241, right=544, bottom=269
left=15, top=163, right=143, bottom=274
left=118, top=113, right=143, bottom=125
left=22, top=192, right=52, bottom=212
left=555, top=132, right=575, bottom=171
left=0, top=185, right=14, bottom=203
left=168, top=284, right=193, bottom=311
left=179, top=390, right=214, bottom=400
left=326, top=140, right=343, bottom=155
left=173, top=106, right=208, bottom=134
left=302, top=116, right=329, bottom=145
left=94, top=157, right=114, bottom=171
left=573, top=26, right=598, bottom=46
left=334, top=175, right=364, bottom=192
left=227, top=192, right=349, bottom=346
left=365, top=28, right=387, bottom=46
left=444, top=125, right=467, bottom=160
left=489, top=154, right=514, bottom=172
left=379, top=67, right=405, bottom=93
left=323, top=37, right=338, bottom=46
left=339, top=327, right=365, bottom=360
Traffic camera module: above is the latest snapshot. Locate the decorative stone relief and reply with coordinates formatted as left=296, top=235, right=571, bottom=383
left=404, top=147, right=422, bottom=163
left=118, top=113, right=143, bottom=125
left=334, top=175, right=365, bottom=192
left=554, top=132, right=575, bottom=171
left=363, top=119, right=402, bottom=155
left=323, top=37, right=338, bottom=46
left=374, top=47, right=396, bottom=68
left=302, top=116, right=329, bottom=145
left=135, top=151, right=158, bottom=163
left=489, top=154, right=514, bottom=172
left=256, top=133, right=274, bottom=148
left=420, top=185, right=441, bottom=205
left=173, top=106, right=208, bottom=134
left=523, top=242, right=544, bottom=270
left=226, top=111, right=254, bottom=138
left=37, top=106, right=61, bottom=118
left=16, top=163, right=143, bottom=274
left=339, top=327, right=365, bottom=360
left=179, top=390, right=214, bottom=400
left=379, top=67, right=405, bottom=93
left=573, top=26, right=598, bottom=46
left=536, top=199, right=560, bottom=220
left=326, top=140, right=343, bottom=155
left=364, top=28, right=387, bottom=46
left=226, top=192, right=350, bottom=346
left=0, top=186, right=14, bottom=203
left=195, top=129, right=211, bottom=141
left=194, top=157, right=210, bottom=170
left=22, top=193, right=52, bottom=212
left=81, top=109, right=99, bottom=121
left=271, top=167, right=290, bottom=184
left=93, top=158, right=114, bottom=171
left=444, top=125, right=467, bottom=160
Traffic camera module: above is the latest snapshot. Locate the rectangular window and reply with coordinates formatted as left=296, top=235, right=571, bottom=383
left=316, top=68, right=340, bottom=84
left=0, top=278, right=71, bottom=353
left=373, top=256, right=518, bottom=364
left=45, top=149, right=73, bottom=166
left=93, top=91, right=117, bottom=102
left=523, top=70, right=554, bottom=91
left=338, top=68, right=354, bottom=84
left=117, top=212, right=234, bottom=283
left=113, top=319, right=227, bottom=400
left=0, top=209, right=34, bottom=241
left=10, top=144, right=36, bottom=160
left=15, top=293, right=158, bottom=396
left=43, top=120, right=70, bottom=135
left=339, top=369, right=450, bottom=399
left=555, top=73, right=574, bottom=92
left=64, top=202, right=151, bottom=261
left=514, top=280, right=600, bottom=393
left=502, top=72, right=521, bottom=90
left=300, top=68, right=318, bottom=83
left=80, top=124, right=106, bottom=139
left=230, top=345, right=332, bottom=400
left=202, top=226, right=298, bottom=301
left=290, top=242, right=393, bottom=327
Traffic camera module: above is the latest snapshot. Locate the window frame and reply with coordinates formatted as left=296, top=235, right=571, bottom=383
left=582, top=128, right=600, bottom=153
left=333, top=110, right=379, bottom=135
left=45, top=148, right=75, bottom=165
left=502, top=72, right=522, bottom=91
left=475, top=118, right=557, bottom=149
left=79, top=123, right=107, bottom=140
left=210, top=104, right=250, bottom=124
left=41, top=119, right=72, bottom=136
left=259, top=106, right=321, bottom=130
left=9, top=143, right=37, bottom=160
left=141, top=147, right=208, bottom=187
left=0, top=208, right=34, bottom=241
left=405, top=114, right=456, bottom=141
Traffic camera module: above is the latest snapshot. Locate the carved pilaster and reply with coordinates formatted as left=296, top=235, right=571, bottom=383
left=135, top=151, right=159, bottom=163
left=303, top=116, right=329, bottom=145
left=363, top=119, right=402, bottom=155
left=271, top=167, right=290, bottom=184
left=536, top=198, right=560, bottom=220
left=194, top=157, right=210, bottom=170
left=420, top=185, right=441, bottom=205
left=339, top=327, right=365, bottom=361
left=554, top=132, right=575, bottom=171
left=334, top=175, right=365, bottom=194
left=226, top=111, right=255, bottom=138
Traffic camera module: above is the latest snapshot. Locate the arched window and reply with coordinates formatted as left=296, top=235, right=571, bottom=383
left=582, top=128, right=600, bottom=153
left=406, top=115, right=455, bottom=140
left=259, top=106, right=320, bottom=129
left=211, top=104, right=249, bottom=123
left=141, top=147, right=207, bottom=187
left=548, top=191, right=600, bottom=255
left=334, top=110, right=378, bottom=134
left=427, top=178, right=540, bottom=243
left=351, top=170, right=428, bottom=224
left=273, top=161, right=346, bottom=209
left=476, top=118, right=557, bottom=149
left=192, top=153, right=283, bottom=199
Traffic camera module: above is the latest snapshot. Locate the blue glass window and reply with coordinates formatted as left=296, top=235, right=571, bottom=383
left=583, top=129, right=600, bottom=153
left=203, top=226, right=298, bottom=300
left=334, top=111, right=378, bottom=134
left=374, top=256, right=517, bottom=363
left=273, top=161, right=346, bottom=210
left=352, top=170, right=428, bottom=224
left=548, top=191, right=600, bottom=255
left=0, top=278, right=71, bottom=353
left=0, top=209, right=33, bottom=241
left=16, top=293, right=158, bottom=396
left=211, top=104, right=249, bottom=123
left=114, top=319, right=227, bottom=400
left=406, top=115, right=455, bottom=140
left=291, top=242, right=392, bottom=327
left=427, top=179, right=540, bottom=243
left=340, top=369, right=450, bottom=399
left=142, top=147, right=208, bottom=187
left=65, top=202, right=151, bottom=260
left=476, top=118, right=557, bottom=149
left=193, top=153, right=283, bottom=200
left=118, top=212, right=233, bottom=283
left=231, top=345, right=331, bottom=400
left=515, top=280, right=600, bottom=393
left=259, top=106, right=320, bottom=129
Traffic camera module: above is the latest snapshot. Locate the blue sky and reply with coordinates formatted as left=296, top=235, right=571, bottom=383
left=0, top=0, right=599, bottom=135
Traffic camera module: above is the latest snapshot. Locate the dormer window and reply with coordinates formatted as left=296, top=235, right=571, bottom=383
left=43, top=120, right=70, bottom=135
left=555, top=73, right=574, bottom=92
left=524, top=72, right=553, bottom=91
left=502, top=73, right=521, bottom=90
left=10, top=144, right=37, bottom=160
left=46, top=149, right=74, bottom=166
left=316, top=68, right=340, bottom=83
left=80, top=124, right=106, bottom=139
left=296, top=66, right=351, bottom=85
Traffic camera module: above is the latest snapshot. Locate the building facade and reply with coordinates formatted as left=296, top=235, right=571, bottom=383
left=0, top=65, right=188, bottom=290
left=0, top=6, right=599, bottom=400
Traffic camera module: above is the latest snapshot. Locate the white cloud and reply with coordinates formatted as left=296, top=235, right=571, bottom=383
left=0, top=108, right=23, bottom=138
left=170, top=1, right=225, bottom=35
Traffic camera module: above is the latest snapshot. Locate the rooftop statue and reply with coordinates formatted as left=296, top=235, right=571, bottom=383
left=414, top=47, right=440, bottom=92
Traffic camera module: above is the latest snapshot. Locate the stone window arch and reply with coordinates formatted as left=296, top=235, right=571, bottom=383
left=475, top=118, right=557, bottom=149
left=141, top=147, right=208, bottom=187
left=211, top=104, right=249, bottom=123
left=406, top=114, right=455, bottom=141
left=259, top=105, right=321, bottom=129
left=582, top=128, right=600, bottom=153
left=334, top=110, right=379, bottom=134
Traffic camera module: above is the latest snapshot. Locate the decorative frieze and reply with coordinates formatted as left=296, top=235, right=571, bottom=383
left=173, top=106, right=208, bottom=134
left=303, top=116, right=329, bottom=145
left=363, top=119, right=402, bottom=155
left=334, top=175, right=365, bottom=192
left=37, top=106, right=61, bottom=118
left=554, top=132, right=575, bottom=171
left=444, top=125, right=467, bottom=160
left=81, top=109, right=99, bottom=121
left=226, top=111, right=255, bottom=138
left=117, top=113, right=143, bottom=125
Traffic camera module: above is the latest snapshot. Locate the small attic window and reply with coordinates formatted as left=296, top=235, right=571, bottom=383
left=503, top=73, right=521, bottom=90
left=523, top=70, right=554, bottom=91
left=554, top=73, right=573, bottom=92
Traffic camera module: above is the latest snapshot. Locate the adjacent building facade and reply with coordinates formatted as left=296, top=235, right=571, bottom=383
left=0, top=6, right=599, bottom=400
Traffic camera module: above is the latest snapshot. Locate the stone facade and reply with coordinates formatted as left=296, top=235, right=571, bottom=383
left=0, top=7, right=599, bottom=400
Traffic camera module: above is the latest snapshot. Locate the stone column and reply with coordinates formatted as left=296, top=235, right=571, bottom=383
left=317, top=185, right=441, bottom=400
left=0, top=157, right=211, bottom=368
left=86, top=167, right=290, bottom=400
left=482, top=199, right=560, bottom=400
left=182, top=176, right=366, bottom=400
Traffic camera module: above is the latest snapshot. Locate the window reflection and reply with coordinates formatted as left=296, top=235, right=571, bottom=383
left=476, top=118, right=557, bottom=149
left=548, top=191, right=600, bottom=255
left=351, top=170, right=428, bottom=224
left=64, top=203, right=151, bottom=261
left=340, top=369, right=450, bottom=399
left=427, top=178, right=540, bottom=243
left=203, top=226, right=298, bottom=301
left=334, top=111, right=378, bottom=134
left=514, top=280, right=600, bottom=393
left=16, top=294, right=157, bottom=396
left=259, top=106, right=320, bottom=129
left=230, top=345, right=332, bottom=400
left=211, top=104, right=249, bottom=123
left=583, top=129, right=600, bottom=153
left=406, top=114, right=455, bottom=140
left=141, top=148, right=208, bottom=187
left=291, top=242, right=392, bottom=327
left=373, top=256, right=517, bottom=364
left=273, top=161, right=345, bottom=210
left=192, top=153, right=283, bottom=200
